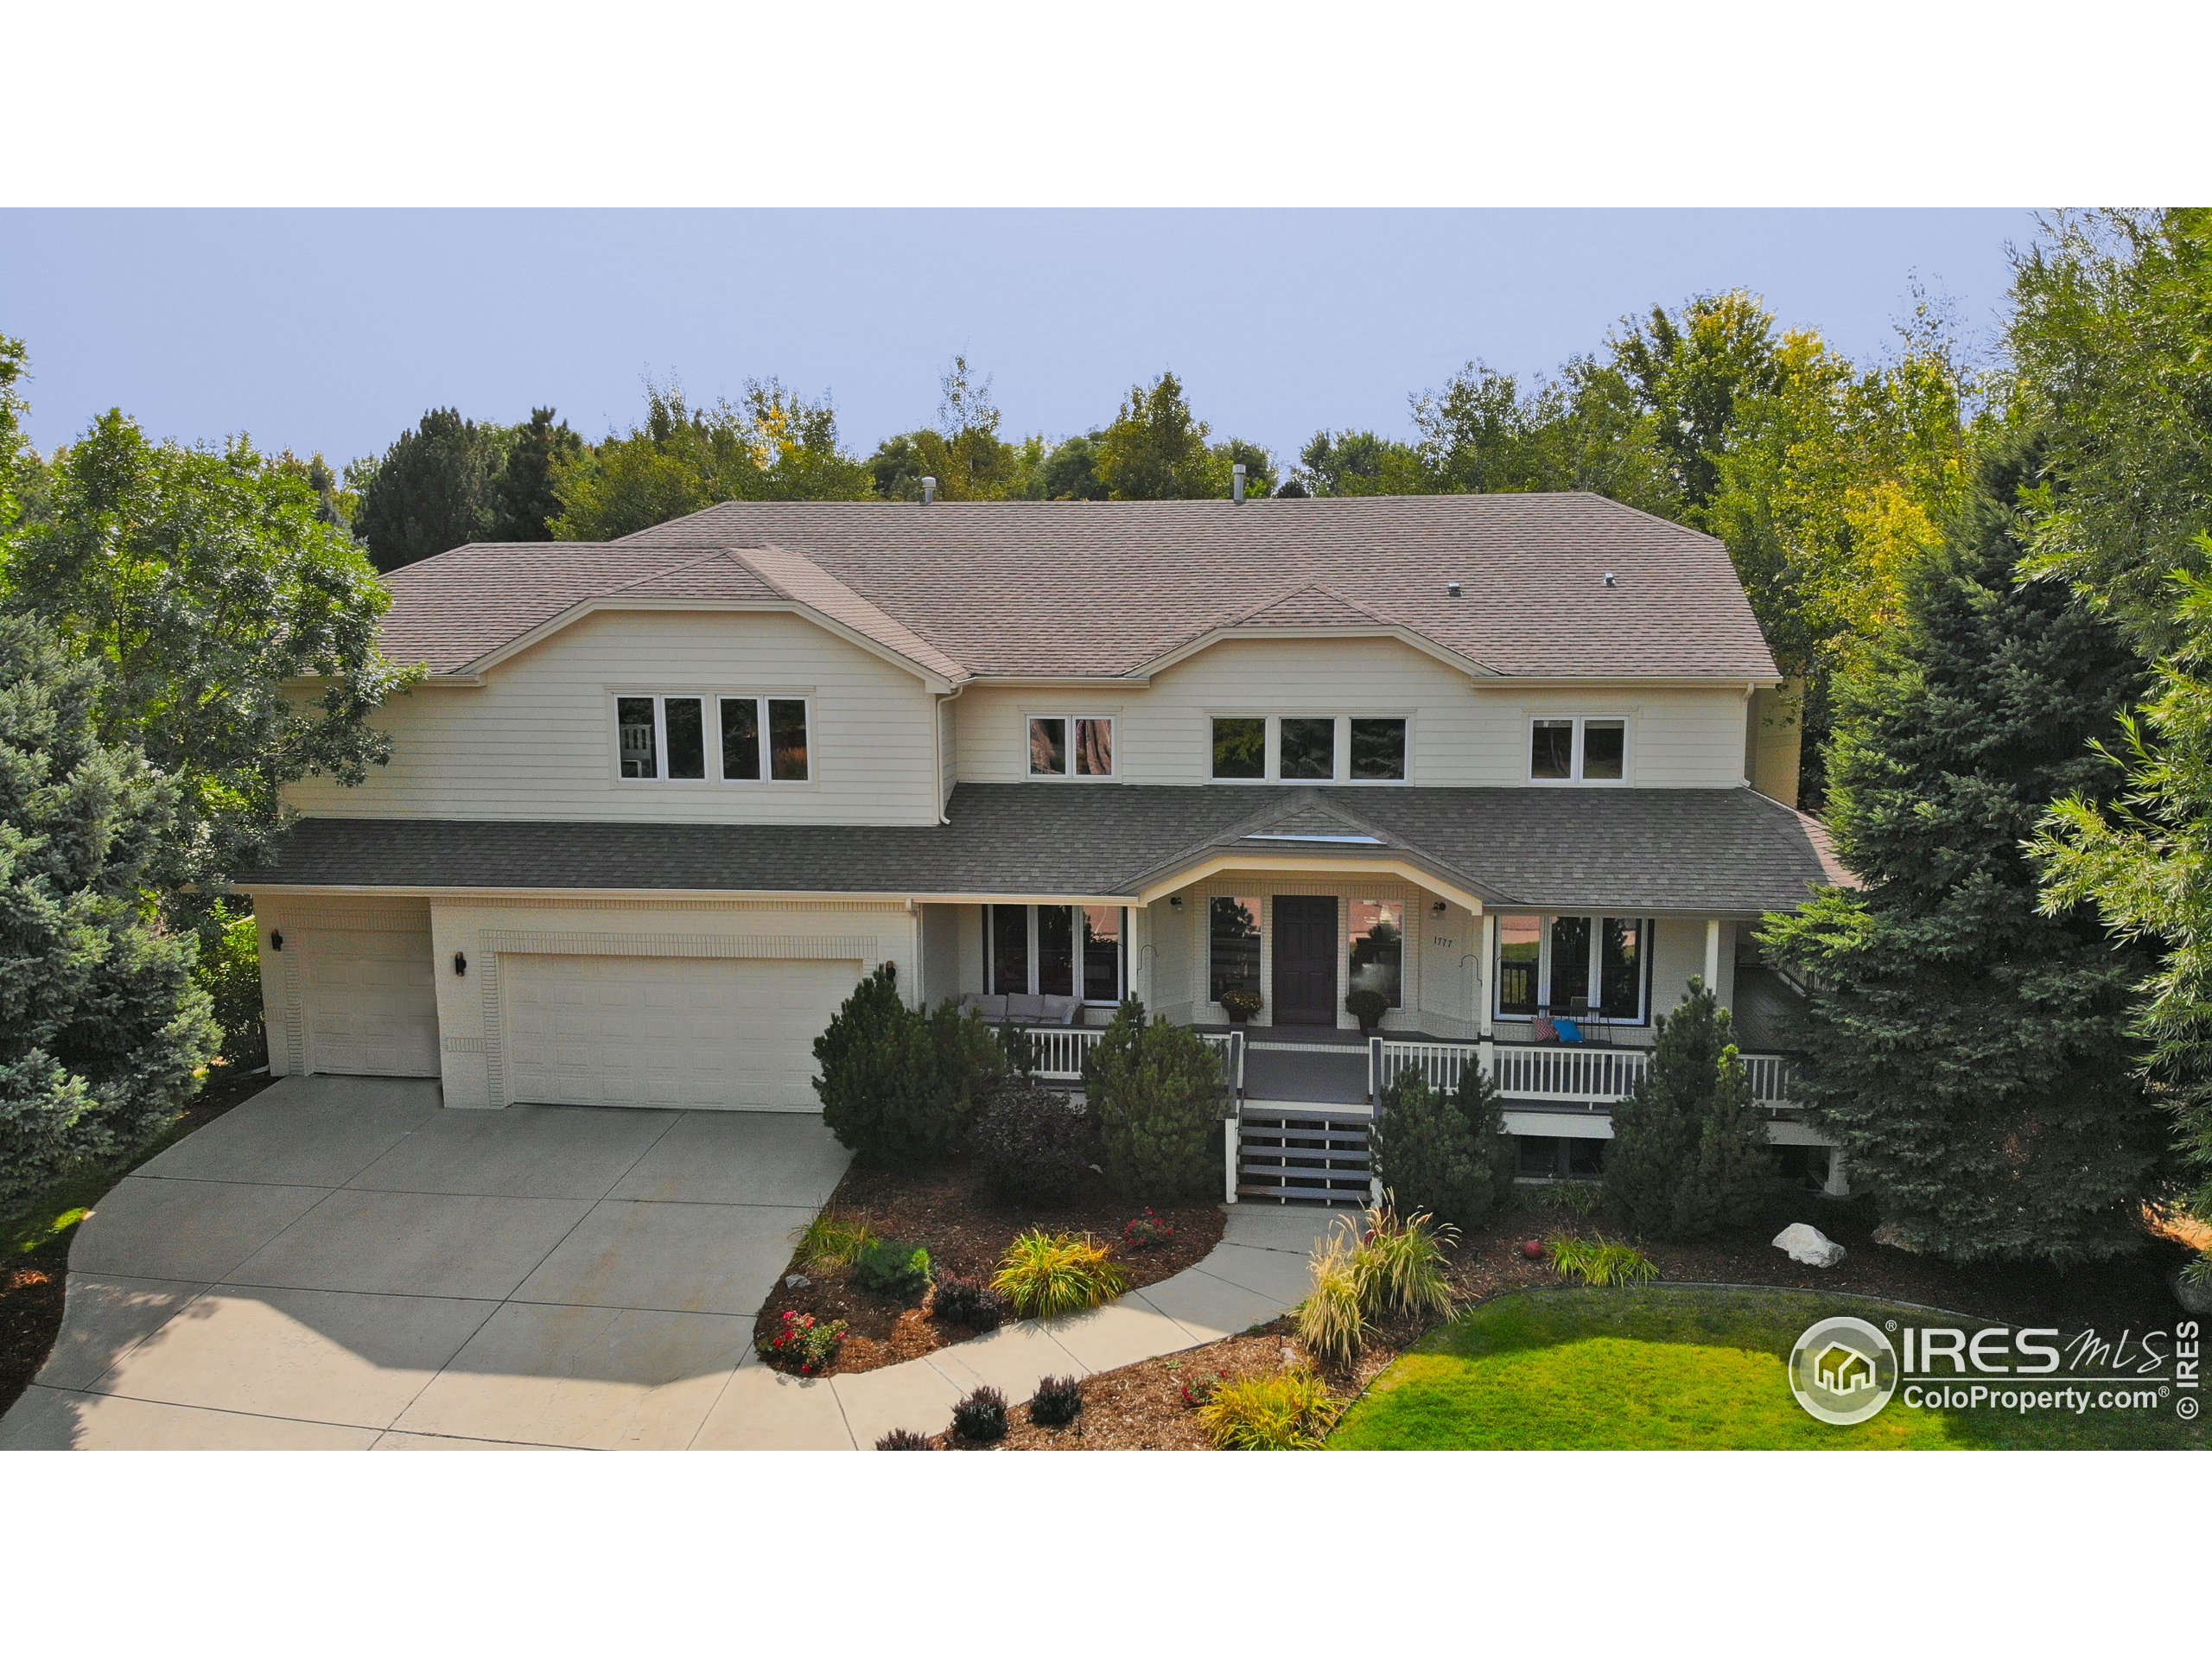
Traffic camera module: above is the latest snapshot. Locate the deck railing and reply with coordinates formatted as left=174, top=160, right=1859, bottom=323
left=1373, top=1036, right=1796, bottom=1109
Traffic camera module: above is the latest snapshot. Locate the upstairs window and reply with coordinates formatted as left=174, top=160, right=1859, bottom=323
left=1529, top=715, right=1626, bottom=782
left=617, top=694, right=808, bottom=783
left=1209, top=715, right=1410, bottom=783
left=1494, top=912, right=1651, bottom=1023
left=1028, top=715, right=1115, bottom=779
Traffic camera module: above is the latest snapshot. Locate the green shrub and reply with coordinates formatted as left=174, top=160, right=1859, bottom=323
left=1198, top=1370, right=1337, bottom=1450
left=1525, top=1180, right=1603, bottom=1220
left=991, top=1229, right=1130, bottom=1318
left=854, top=1238, right=932, bottom=1301
left=1370, top=1067, right=1505, bottom=1227
left=1352, top=1203, right=1457, bottom=1321
left=760, top=1309, right=847, bottom=1375
left=931, top=997, right=1010, bottom=1122
left=1296, top=1228, right=1370, bottom=1366
left=1604, top=979, right=1772, bottom=1240
left=1547, top=1232, right=1660, bottom=1287
left=813, top=965, right=955, bottom=1160
left=1084, top=996, right=1229, bottom=1200
left=791, top=1209, right=879, bottom=1272
left=972, top=1084, right=1098, bottom=1200
left=195, top=903, right=267, bottom=1069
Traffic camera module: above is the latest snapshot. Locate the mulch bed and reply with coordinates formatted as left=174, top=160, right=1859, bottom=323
left=0, top=1063, right=273, bottom=1416
left=751, top=1162, right=1224, bottom=1377
left=960, top=1194, right=2205, bottom=1451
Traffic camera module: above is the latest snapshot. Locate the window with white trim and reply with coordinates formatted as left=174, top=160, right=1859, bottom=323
left=1529, top=715, right=1626, bottom=782
left=1208, top=715, right=1409, bottom=783
left=614, top=694, right=809, bottom=783
left=1027, top=715, right=1116, bottom=779
left=985, top=905, right=1128, bottom=1003
left=1494, top=913, right=1651, bottom=1023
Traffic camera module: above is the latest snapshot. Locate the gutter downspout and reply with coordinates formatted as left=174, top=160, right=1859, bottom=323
left=935, top=683, right=967, bottom=824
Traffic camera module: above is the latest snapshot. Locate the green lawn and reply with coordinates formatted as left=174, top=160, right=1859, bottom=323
left=1325, top=1285, right=2204, bottom=1450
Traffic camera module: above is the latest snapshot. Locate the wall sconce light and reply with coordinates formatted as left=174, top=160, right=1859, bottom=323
left=1431, top=901, right=1448, bottom=916
left=454, top=951, right=467, bottom=976
left=270, top=930, right=283, bottom=951
left=1167, top=895, right=1184, bottom=911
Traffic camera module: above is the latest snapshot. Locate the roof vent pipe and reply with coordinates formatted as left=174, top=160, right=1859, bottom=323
left=1231, top=462, right=1246, bottom=504
left=1446, top=580, right=1463, bottom=598
left=1603, top=572, right=1617, bottom=587
left=920, top=475, right=938, bottom=505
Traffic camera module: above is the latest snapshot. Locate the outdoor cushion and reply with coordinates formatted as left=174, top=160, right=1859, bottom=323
left=976, top=994, right=1008, bottom=1023
left=1007, top=992, right=1046, bottom=1021
left=1554, top=1018, right=1584, bottom=1045
left=1530, top=1014, right=1558, bottom=1044
left=1039, top=994, right=1082, bottom=1026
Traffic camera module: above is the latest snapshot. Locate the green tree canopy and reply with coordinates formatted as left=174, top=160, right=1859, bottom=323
left=1603, top=978, right=1770, bottom=1240
left=2, top=404, right=410, bottom=899
left=552, top=378, right=873, bottom=538
left=488, top=406, right=582, bottom=542
left=352, top=407, right=511, bottom=571
left=1096, top=372, right=1217, bottom=499
left=1766, top=437, right=2166, bottom=1264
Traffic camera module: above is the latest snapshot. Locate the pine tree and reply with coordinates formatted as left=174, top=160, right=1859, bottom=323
left=811, top=964, right=950, bottom=1161
left=1084, top=996, right=1228, bottom=1198
left=487, top=407, right=581, bottom=542
left=1372, top=1061, right=1514, bottom=1225
left=1605, top=977, right=1747, bottom=1239
left=0, top=615, right=216, bottom=1207
left=1764, top=436, right=2168, bottom=1266
left=1678, top=1045, right=1773, bottom=1236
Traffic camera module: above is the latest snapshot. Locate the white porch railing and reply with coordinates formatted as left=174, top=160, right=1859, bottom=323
left=1374, top=1037, right=1796, bottom=1109
left=1019, top=1027, right=1243, bottom=1093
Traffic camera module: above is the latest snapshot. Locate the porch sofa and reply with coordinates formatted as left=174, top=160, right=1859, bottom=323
left=957, top=992, right=1084, bottom=1027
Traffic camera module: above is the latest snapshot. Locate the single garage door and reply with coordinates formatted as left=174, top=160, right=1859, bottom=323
left=299, top=922, right=441, bottom=1077
left=504, top=953, right=863, bottom=1111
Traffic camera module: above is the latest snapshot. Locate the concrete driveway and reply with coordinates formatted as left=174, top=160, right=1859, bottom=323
left=0, top=1077, right=852, bottom=1450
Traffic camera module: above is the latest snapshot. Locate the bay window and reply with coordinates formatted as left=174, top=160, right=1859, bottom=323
left=986, top=905, right=1128, bottom=1003
left=1494, top=913, right=1651, bottom=1023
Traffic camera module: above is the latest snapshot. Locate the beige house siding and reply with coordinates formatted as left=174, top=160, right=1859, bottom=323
left=919, top=901, right=967, bottom=1004
left=951, top=637, right=1754, bottom=788
left=287, top=609, right=944, bottom=824
left=255, top=895, right=438, bottom=1080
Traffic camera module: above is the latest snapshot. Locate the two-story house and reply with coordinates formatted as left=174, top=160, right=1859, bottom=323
left=245, top=494, right=1850, bottom=1201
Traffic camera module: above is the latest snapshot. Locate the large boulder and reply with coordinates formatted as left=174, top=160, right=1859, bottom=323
left=1773, top=1222, right=1846, bottom=1268
left=2172, top=1267, right=2212, bottom=1318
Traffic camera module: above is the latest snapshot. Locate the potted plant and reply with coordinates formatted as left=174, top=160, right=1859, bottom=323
left=1219, top=988, right=1262, bottom=1025
left=1345, top=987, right=1390, bottom=1037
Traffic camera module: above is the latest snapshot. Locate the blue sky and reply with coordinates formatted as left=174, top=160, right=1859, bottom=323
left=0, top=209, right=2033, bottom=469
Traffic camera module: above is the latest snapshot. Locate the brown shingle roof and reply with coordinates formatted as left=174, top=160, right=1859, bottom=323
left=374, top=495, right=1778, bottom=681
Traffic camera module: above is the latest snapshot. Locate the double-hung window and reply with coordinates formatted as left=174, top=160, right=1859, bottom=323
left=987, top=905, right=1128, bottom=1003
left=1494, top=913, right=1650, bottom=1023
left=1529, top=715, right=1626, bottom=782
left=1028, top=715, right=1116, bottom=779
left=1208, top=715, right=1409, bottom=783
left=615, top=694, right=809, bottom=783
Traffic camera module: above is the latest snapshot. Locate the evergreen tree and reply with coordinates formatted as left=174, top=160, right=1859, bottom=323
left=1679, top=1043, right=1773, bottom=1236
left=1371, top=1063, right=1511, bottom=1226
left=352, top=407, right=508, bottom=571
left=487, top=407, right=581, bottom=541
left=0, top=615, right=217, bottom=1207
left=1764, top=437, right=2166, bottom=1266
left=1084, top=996, right=1228, bottom=1198
left=811, top=964, right=950, bottom=1161
left=1454, top=1058, right=1520, bottom=1200
left=1605, top=977, right=1754, bottom=1240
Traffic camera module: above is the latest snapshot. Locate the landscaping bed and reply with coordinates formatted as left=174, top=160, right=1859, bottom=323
left=0, top=1063, right=272, bottom=1415
left=750, top=1160, right=1223, bottom=1376
left=972, top=1192, right=2202, bottom=1451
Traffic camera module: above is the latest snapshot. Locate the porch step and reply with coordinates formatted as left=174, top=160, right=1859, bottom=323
left=1236, top=1104, right=1372, bottom=1208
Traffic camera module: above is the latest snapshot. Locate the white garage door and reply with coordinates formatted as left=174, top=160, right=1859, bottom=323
left=300, top=924, right=440, bottom=1077
left=504, top=954, right=862, bottom=1111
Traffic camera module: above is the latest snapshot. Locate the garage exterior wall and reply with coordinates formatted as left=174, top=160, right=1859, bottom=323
left=255, top=894, right=438, bottom=1079
left=284, top=608, right=945, bottom=825
left=427, top=896, right=918, bottom=1109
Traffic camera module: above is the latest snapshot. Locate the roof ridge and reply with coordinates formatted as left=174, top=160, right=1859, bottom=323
left=602, top=549, right=789, bottom=600
left=731, top=544, right=971, bottom=683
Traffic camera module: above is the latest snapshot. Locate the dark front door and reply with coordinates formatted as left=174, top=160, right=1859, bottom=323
left=1271, top=896, right=1338, bottom=1025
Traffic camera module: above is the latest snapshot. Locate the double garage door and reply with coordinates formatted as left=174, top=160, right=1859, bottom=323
left=505, top=953, right=861, bottom=1112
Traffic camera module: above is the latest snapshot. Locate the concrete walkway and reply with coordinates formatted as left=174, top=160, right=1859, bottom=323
left=0, top=1075, right=1337, bottom=1450
left=704, top=1203, right=1338, bottom=1451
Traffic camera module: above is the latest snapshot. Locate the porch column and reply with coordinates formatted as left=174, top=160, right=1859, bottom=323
left=1703, top=918, right=1722, bottom=994
left=1477, top=912, right=1497, bottom=1039
left=1822, top=1149, right=1852, bottom=1199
